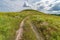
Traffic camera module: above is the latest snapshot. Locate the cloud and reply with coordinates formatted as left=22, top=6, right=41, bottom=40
left=34, top=0, right=56, bottom=10
left=0, top=0, right=60, bottom=14
left=25, top=0, right=59, bottom=11
left=32, top=0, right=60, bottom=14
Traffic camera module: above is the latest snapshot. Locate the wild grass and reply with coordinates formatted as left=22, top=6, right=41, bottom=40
left=0, top=10, right=60, bottom=40
left=22, top=21, right=37, bottom=40
left=29, top=11, right=60, bottom=40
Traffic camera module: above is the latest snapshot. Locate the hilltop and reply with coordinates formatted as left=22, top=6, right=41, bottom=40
left=0, top=9, right=60, bottom=40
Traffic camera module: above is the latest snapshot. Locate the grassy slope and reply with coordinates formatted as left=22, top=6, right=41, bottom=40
left=0, top=10, right=60, bottom=40
left=0, top=10, right=38, bottom=40
left=29, top=10, right=60, bottom=40
left=0, top=12, right=23, bottom=40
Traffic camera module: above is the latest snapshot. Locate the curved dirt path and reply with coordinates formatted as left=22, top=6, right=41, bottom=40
left=15, top=17, right=28, bottom=40
left=15, top=16, right=44, bottom=40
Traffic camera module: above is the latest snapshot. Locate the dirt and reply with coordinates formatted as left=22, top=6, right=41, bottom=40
left=15, top=17, right=28, bottom=40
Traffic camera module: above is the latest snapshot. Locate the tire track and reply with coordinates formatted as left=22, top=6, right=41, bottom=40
left=15, top=16, right=44, bottom=40
left=28, top=21, right=44, bottom=40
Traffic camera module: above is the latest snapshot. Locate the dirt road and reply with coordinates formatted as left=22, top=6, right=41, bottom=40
left=15, top=17, right=28, bottom=40
left=15, top=16, right=44, bottom=40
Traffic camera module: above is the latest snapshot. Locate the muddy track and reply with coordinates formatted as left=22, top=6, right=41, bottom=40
left=15, top=17, right=28, bottom=40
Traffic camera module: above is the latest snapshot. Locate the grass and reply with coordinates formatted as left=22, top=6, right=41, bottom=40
left=22, top=21, right=37, bottom=40
left=29, top=11, right=60, bottom=40
left=0, top=10, right=39, bottom=40
left=0, top=9, right=60, bottom=40
left=0, top=13, right=22, bottom=40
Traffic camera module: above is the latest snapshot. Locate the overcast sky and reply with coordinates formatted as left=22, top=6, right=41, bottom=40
left=0, top=0, right=60, bottom=14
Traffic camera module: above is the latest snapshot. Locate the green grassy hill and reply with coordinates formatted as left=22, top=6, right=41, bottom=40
left=0, top=10, right=60, bottom=40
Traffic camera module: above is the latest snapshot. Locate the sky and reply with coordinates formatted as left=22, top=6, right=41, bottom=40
left=0, top=0, right=60, bottom=14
